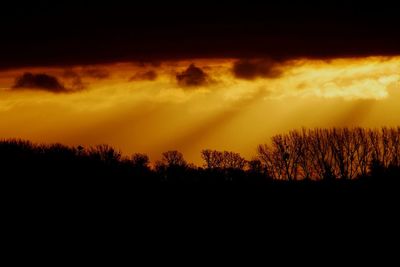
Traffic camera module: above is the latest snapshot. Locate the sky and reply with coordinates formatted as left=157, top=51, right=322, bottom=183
left=1, top=1, right=400, bottom=164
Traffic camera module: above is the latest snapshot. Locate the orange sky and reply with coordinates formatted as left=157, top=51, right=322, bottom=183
left=0, top=57, right=399, bottom=164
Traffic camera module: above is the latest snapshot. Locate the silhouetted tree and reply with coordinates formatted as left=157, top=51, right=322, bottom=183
left=221, top=151, right=247, bottom=170
left=201, top=149, right=223, bottom=169
left=248, top=159, right=263, bottom=174
left=201, top=149, right=246, bottom=170
left=132, top=153, right=150, bottom=169
left=155, top=150, right=188, bottom=182
left=88, top=144, right=121, bottom=164
left=159, top=150, right=187, bottom=168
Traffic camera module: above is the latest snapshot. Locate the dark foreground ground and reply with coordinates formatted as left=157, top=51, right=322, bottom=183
left=4, top=173, right=399, bottom=213
left=2, top=140, right=399, bottom=251
left=3, top=173, right=399, bottom=262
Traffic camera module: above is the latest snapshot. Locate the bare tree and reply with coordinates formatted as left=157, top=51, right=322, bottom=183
left=88, top=144, right=121, bottom=164
left=221, top=151, right=247, bottom=170
left=389, top=127, right=400, bottom=167
left=201, top=149, right=246, bottom=170
left=160, top=150, right=187, bottom=168
left=201, top=149, right=223, bottom=169
left=354, top=127, right=371, bottom=177
left=258, top=143, right=283, bottom=179
left=296, top=129, right=314, bottom=179
left=308, top=129, right=335, bottom=180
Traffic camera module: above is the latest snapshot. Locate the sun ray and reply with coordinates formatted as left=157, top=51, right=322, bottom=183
left=1, top=57, right=400, bottom=163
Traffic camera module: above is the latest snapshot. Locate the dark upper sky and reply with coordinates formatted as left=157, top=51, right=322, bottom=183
left=1, top=1, right=400, bottom=68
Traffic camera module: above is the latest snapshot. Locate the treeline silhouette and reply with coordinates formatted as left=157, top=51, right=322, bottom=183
left=1, top=127, right=400, bottom=186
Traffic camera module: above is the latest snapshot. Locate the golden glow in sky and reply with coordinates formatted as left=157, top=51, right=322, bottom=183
left=0, top=57, right=399, bottom=164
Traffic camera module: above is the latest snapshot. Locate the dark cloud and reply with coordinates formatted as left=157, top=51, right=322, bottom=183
left=12, top=73, right=66, bottom=92
left=129, top=71, right=158, bottom=81
left=1, top=2, right=400, bottom=69
left=232, top=59, right=284, bottom=80
left=176, top=64, right=208, bottom=87
left=83, top=68, right=110, bottom=79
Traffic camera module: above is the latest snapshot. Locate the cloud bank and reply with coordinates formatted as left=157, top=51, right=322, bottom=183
left=12, top=73, right=66, bottom=93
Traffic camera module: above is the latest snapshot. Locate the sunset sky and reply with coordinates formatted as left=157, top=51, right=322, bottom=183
left=1, top=1, right=400, bottom=164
